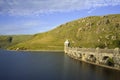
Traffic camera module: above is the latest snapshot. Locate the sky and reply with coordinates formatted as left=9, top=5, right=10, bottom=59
left=0, top=0, right=120, bottom=35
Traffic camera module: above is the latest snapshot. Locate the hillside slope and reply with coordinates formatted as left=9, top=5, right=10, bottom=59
left=9, top=14, right=120, bottom=50
left=0, top=35, right=32, bottom=49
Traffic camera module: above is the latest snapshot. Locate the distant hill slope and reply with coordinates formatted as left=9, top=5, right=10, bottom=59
left=0, top=35, right=32, bottom=49
left=8, top=14, right=120, bottom=50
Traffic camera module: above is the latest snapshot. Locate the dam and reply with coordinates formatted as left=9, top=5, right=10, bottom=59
left=64, top=40, right=120, bottom=70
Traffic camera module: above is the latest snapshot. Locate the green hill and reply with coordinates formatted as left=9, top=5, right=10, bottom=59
left=0, top=35, right=32, bottom=49
left=8, top=14, right=120, bottom=50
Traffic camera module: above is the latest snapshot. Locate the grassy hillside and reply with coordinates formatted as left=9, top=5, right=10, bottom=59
left=0, top=35, right=32, bottom=49
left=8, top=14, right=120, bottom=50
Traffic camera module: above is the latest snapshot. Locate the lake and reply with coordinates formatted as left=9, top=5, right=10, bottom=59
left=0, top=50, right=120, bottom=80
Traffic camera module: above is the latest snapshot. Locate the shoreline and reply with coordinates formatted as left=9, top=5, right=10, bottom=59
left=7, top=49, right=64, bottom=52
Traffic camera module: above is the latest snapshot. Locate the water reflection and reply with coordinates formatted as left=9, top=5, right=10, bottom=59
left=0, top=50, right=120, bottom=80
left=63, top=54, right=120, bottom=80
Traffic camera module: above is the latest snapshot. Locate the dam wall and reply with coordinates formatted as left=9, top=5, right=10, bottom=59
left=64, top=40, right=120, bottom=70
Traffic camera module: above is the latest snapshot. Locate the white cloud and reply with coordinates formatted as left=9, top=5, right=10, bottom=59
left=0, top=19, right=48, bottom=35
left=0, top=0, right=120, bottom=16
left=88, top=8, right=96, bottom=13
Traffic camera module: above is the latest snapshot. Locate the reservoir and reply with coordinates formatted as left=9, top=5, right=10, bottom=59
left=0, top=50, right=120, bottom=80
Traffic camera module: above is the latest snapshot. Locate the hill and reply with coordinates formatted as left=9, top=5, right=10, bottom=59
left=0, top=35, right=32, bottom=49
left=8, top=14, right=120, bottom=50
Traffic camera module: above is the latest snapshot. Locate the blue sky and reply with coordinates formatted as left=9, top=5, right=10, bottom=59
left=0, top=0, right=120, bottom=35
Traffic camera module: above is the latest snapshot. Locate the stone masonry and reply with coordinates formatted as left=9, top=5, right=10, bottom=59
left=64, top=40, right=120, bottom=70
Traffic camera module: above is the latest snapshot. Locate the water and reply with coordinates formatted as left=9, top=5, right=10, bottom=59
left=0, top=50, right=120, bottom=80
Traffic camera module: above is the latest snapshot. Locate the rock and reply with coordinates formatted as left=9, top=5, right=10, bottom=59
left=102, top=28, right=105, bottom=31
left=114, top=23, right=119, bottom=28
left=101, top=16, right=108, bottom=18
left=82, top=19, right=85, bottom=23
left=86, top=22, right=93, bottom=27
left=97, top=21, right=101, bottom=25
left=105, top=35, right=110, bottom=39
left=111, top=36, right=117, bottom=40
left=104, top=19, right=110, bottom=24
left=98, top=39, right=101, bottom=42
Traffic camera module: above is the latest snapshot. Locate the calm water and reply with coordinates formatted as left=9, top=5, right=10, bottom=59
left=0, top=50, right=120, bottom=80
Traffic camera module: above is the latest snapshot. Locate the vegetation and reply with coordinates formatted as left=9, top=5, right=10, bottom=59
left=0, top=35, right=32, bottom=49
left=5, top=14, right=120, bottom=50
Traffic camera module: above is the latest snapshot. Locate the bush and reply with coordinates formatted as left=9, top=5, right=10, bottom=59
left=95, top=43, right=106, bottom=48
left=112, top=40, right=120, bottom=47
left=107, top=58, right=114, bottom=67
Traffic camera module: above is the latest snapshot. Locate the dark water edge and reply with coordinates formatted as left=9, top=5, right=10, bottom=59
left=0, top=50, right=120, bottom=80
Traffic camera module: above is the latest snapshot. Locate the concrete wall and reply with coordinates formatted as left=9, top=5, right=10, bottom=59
left=64, top=46, right=120, bottom=70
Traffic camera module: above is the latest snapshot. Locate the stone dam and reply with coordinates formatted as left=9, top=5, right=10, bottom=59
left=64, top=40, right=120, bottom=70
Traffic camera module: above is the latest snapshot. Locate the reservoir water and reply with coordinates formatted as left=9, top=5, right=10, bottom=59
left=0, top=50, right=120, bottom=80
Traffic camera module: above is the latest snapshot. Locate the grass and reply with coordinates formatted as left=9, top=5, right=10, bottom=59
left=7, top=14, right=120, bottom=50
left=0, top=35, right=32, bottom=49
